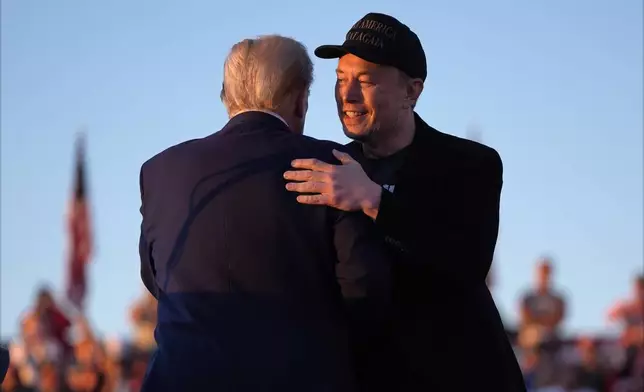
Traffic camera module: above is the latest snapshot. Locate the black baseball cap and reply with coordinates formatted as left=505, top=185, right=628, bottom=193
left=315, top=13, right=427, bottom=81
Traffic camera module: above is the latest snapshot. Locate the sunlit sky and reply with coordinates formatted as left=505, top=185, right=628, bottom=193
left=1, top=0, right=642, bottom=340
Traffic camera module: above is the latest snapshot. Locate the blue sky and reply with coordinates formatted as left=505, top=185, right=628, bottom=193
left=1, top=0, right=642, bottom=340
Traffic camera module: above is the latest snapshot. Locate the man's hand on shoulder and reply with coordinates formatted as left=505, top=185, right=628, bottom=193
left=283, top=149, right=382, bottom=218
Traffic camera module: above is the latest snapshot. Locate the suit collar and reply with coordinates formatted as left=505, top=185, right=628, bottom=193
left=233, top=110, right=289, bottom=127
left=222, top=111, right=292, bottom=134
left=412, top=111, right=439, bottom=146
left=403, top=112, right=441, bottom=170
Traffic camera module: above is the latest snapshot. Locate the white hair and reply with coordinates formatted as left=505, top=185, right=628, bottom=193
left=220, top=35, right=314, bottom=116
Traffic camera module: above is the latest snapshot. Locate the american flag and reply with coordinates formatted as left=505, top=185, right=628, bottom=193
left=65, top=133, right=93, bottom=311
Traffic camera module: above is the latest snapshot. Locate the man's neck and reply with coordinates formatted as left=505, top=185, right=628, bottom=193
left=536, top=286, right=550, bottom=295
left=362, top=111, right=416, bottom=158
left=234, top=109, right=289, bottom=127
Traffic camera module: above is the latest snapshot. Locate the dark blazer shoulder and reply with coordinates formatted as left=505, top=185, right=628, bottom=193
left=141, top=139, right=201, bottom=171
left=430, top=125, right=499, bottom=161
left=138, top=139, right=206, bottom=214
left=296, top=135, right=347, bottom=163
left=417, top=120, right=502, bottom=182
left=301, top=135, right=344, bottom=150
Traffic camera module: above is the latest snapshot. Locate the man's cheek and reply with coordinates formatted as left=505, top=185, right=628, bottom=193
left=334, top=83, right=342, bottom=105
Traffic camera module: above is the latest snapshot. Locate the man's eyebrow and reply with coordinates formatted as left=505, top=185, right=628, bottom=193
left=335, top=69, right=373, bottom=77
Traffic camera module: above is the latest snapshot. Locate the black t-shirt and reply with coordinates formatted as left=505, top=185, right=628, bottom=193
left=347, top=142, right=410, bottom=188
left=347, top=142, right=411, bottom=255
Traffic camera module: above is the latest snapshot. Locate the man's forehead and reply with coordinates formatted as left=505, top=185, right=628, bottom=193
left=336, top=54, right=394, bottom=75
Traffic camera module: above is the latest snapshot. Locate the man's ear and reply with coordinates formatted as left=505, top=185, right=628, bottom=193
left=405, top=78, right=424, bottom=109
left=294, top=89, right=309, bottom=119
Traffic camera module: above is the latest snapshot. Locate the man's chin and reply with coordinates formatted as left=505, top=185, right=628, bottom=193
left=342, top=126, right=373, bottom=142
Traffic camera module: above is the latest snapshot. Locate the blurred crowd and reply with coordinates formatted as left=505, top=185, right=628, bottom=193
left=510, top=259, right=643, bottom=392
left=2, top=289, right=156, bottom=392
left=1, top=257, right=642, bottom=392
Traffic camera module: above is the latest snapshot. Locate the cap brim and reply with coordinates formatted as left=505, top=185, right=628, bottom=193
left=314, top=44, right=385, bottom=67
left=314, top=45, right=349, bottom=59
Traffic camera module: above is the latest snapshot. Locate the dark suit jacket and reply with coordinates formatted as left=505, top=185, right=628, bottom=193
left=347, top=112, right=526, bottom=392
left=138, top=112, right=391, bottom=392
left=0, top=345, right=8, bottom=384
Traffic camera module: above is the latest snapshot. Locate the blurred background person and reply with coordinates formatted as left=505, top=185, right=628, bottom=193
left=607, top=274, right=644, bottom=386
left=18, top=286, right=74, bottom=391
left=65, top=317, right=106, bottom=392
left=2, top=342, right=35, bottom=391
left=20, top=287, right=73, bottom=366
left=36, top=362, right=59, bottom=392
left=128, top=290, right=157, bottom=357
left=1, top=362, right=32, bottom=392
left=518, top=258, right=567, bottom=389
left=519, top=257, right=567, bottom=353
left=565, top=337, right=610, bottom=392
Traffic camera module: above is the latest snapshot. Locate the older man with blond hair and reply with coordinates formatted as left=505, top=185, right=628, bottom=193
left=137, top=35, right=392, bottom=392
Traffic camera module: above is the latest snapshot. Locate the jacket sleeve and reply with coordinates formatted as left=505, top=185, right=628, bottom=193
left=375, top=149, right=503, bottom=285
left=139, top=165, right=159, bottom=299
left=333, top=211, right=392, bottom=304
left=332, top=210, right=392, bottom=390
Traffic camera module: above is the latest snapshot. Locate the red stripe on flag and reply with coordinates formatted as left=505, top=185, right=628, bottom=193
left=66, top=134, right=93, bottom=311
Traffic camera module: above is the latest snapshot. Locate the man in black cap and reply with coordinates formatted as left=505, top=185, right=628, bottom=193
left=283, top=12, right=526, bottom=391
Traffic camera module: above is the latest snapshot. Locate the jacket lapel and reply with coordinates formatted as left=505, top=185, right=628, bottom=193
left=395, top=113, right=443, bottom=193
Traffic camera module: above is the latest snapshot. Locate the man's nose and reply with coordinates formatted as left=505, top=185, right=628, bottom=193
left=342, top=79, right=362, bottom=103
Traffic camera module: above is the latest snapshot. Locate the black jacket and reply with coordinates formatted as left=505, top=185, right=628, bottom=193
left=138, top=111, right=391, bottom=392
left=348, top=112, right=526, bottom=392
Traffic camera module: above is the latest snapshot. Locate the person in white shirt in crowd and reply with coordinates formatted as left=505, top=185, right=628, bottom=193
left=607, top=274, right=644, bottom=387
left=519, top=257, right=567, bottom=352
